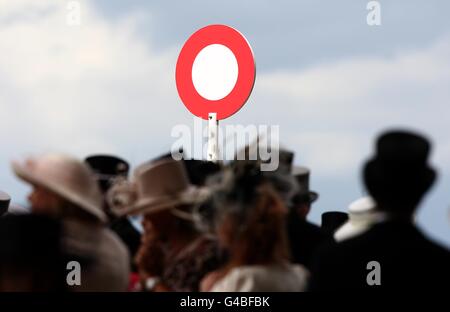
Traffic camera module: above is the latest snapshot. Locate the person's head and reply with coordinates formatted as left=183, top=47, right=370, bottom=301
left=142, top=204, right=196, bottom=240
left=0, top=214, right=66, bottom=291
left=27, top=185, right=100, bottom=223
left=183, top=159, right=222, bottom=186
left=28, top=184, right=63, bottom=216
left=290, top=166, right=318, bottom=219
left=84, top=155, right=130, bottom=219
left=208, top=161, right=291, bottom=266
left=84, top=155, right=129, bottom=194
left=292, top=202, right=311, bottom=219
left=108, top=158, right=210, bottom=236
left=217, top=183, right=289, bottom=266
left=12, top=153, right=106, bottom=223
left=363, top=130, right=436, bottom=216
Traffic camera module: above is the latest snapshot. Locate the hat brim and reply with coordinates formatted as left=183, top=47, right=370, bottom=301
left=334, top=221, right=370, bottom=242
left=293, top=191, right=319, bottom=204
left=12, top=161, right=107, bottom=223
left=309, top=191, right=319, bottom=203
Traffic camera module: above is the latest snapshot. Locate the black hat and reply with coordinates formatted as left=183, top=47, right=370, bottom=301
left=183, top=159, right=221, bottom=186
left=321, top=211, right=349, bottom=235
left=291, top=166, right=318, bottom=204
left=85, top=155, right=130, bottom=193
left=363, top=130, right=436, bottom=209
left=0, top=191, right=11, bottom=216
left=261, top=147, right=294, bottom=174
left=275, top=148, right=295, bottom=174
left=235, top=140, right=294, bottom=174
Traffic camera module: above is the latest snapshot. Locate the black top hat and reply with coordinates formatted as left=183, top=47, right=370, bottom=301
left=236, top=141, right=294, bottom=174
left=85, top=155, right=130, bottom=193
left=321, top=211, right=348, bottom=235
left=291, top=166, right=319, bottom=205
left=363, top=130, right=436, bottom=208
left=261, top=148, right=295, bottom=174
left=275, top=148, right=295, bottom=174
left=183, top=159, right=221, bottom=186
left=0, top=191, right=11, bottom=216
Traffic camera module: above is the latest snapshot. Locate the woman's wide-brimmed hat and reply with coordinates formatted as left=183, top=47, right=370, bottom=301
left=107, top=158, right=211, bottom=217
left=12, top=154, right=106, bottom=222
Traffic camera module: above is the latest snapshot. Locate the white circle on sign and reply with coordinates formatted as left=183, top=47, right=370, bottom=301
left=191, top=44, right=239, bottom=101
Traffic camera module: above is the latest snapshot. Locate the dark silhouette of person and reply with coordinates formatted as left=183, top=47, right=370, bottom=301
left=0, top=214, right=67, bottom=291
left=321, top=211, right=349, bottom=237
left=309, top=130, right=450, bottom=290
left=85, top=155, right=141, bottom=272
left=287, top=167, right=330, bottom=270
left=183, top=159, right=221, bottom=186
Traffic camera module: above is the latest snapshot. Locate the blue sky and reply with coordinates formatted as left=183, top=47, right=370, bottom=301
left=0, top=0, right=449, bottom=246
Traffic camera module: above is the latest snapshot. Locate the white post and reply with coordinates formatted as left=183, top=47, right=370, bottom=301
left=207, top=112, right=219, bottom=162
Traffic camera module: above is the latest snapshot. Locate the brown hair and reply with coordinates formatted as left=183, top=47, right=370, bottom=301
left=219, top=183, right=290, bottom=267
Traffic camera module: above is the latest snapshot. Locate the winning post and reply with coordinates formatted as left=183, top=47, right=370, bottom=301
left=175, top=24, right=256, bottom=162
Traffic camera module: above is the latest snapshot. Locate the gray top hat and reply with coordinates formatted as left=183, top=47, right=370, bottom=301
left=291, top=166, right=319, bottom=204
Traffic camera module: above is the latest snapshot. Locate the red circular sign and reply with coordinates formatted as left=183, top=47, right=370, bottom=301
left=176, top=24, right=255, bottom=120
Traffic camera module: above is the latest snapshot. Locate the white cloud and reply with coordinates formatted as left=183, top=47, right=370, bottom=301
left=253, top=34, right=450, bottom=175
left=1, top=0, right=449, bottom=199
left=0, top=0, right=182, bottom=158
left=0, top=0, right=186, bottom=199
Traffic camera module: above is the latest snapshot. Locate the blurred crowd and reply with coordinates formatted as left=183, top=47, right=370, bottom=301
left=0, top=129, right=448, bottom=292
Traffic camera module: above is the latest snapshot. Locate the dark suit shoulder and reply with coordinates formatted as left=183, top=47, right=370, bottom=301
left=309, top=221, right=449, bottom=291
